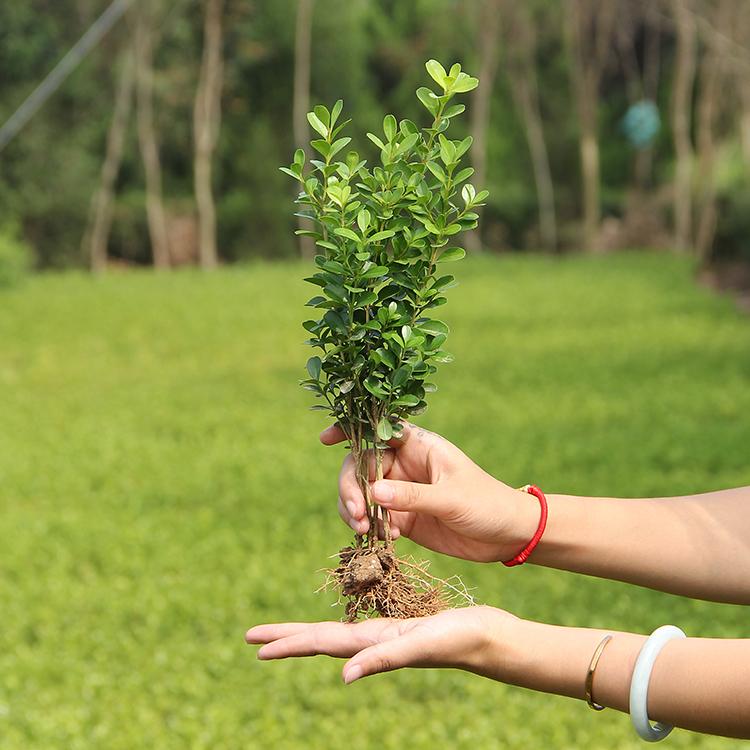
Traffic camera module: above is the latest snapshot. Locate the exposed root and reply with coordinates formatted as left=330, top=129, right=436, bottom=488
left=318, top=541, right=475, bottom=622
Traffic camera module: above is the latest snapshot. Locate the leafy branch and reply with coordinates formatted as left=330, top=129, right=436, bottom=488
left=284, top=60, right=487, bottom=569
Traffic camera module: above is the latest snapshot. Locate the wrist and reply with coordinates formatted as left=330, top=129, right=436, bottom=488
left=500, top=486, right=548, bottom=563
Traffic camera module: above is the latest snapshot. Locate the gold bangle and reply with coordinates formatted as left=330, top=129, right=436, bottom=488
left=585, top=635, right=613, bottom=710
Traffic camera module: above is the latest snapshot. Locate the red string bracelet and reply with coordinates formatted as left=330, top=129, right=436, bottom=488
left=501, top=484, right=548, bottom=567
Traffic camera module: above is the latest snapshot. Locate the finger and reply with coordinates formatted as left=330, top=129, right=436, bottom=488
left=371, top=477, right=454, bottom=520
left=319, top=424, right=348, bottom=445
left=246, top=622, right=317, bottom=644
left=341, top=622, right=439, bottom=684
left=248, top=620, right=392, bottom=660
left=339, top=495, right=368, bottom=535
left=338, top=453, right=368, bottom=522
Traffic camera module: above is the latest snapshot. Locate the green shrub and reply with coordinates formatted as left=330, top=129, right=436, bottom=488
left=0, top=222, right=32, bottom=287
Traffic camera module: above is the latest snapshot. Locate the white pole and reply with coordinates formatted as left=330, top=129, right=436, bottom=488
left=0, top=0, right=137, bottom=152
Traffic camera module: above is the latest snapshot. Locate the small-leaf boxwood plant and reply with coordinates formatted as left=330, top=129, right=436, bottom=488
left=284, top=61, right=487, bottom=621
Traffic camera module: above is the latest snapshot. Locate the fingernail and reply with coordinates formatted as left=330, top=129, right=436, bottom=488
left=372, top=481, right=393, bottom=504
left=348, top=517, right=361, bottom=533
left=344, top=665, right=363, bottom=685
left=345, top=500, right=357, bottom=518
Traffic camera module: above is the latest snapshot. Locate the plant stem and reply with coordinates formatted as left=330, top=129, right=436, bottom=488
left=375, top=446, right=392, bottom=546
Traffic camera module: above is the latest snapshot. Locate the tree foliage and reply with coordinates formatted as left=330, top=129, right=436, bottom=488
left=295, top=62, right=485, bottom=450
left=2, top=0, right=750, bottom=268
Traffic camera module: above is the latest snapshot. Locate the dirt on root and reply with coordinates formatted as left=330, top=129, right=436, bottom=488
left=321, top=542, right=473, bottom=622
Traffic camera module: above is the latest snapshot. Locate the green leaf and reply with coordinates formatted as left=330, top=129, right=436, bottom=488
left=367, top=133, right=387, bottom=152
left=439, top=135, right=456, bottom=166
left=451, top=73, right=479, bottom=93
left=371, top=347, right=395, bottom=369
left=421, top=218, right=442, bottom=235
left=339, top=380, right=355, bottom=395
left=323, top=310, right=348, bottom=333
left=456, top=136, right=473, bottom=159
left=427, top=334, right=447, bottom=350
left=437, top=247, right=466, bottom=262
left=320, top=259, right=346, bottom=274
left=393, top=133, right=420, bottom=157
left=400, top=119, right=419, bottom=136
left=311, top=139, right=330, bottom=158
left=363, top=377, right=390, bottom=399
left=307, top=112, right=328, bottom=138
left=329, top=137, right=352, bottom=159
left=383, top=114, right=398, bottom=143
left=330, top=99, right=343, bottom=127
left=425, top=60, right=448, bottom=89
left=391, top=394, right=420, bottom=408
left=333, top=227, right=361, bottom=243
left=454, top=167, right=474, bottom=185
left=426, top=161, right=447, bottom=185
left=356, top=209, right=371, bottom=232
left=360, top=264, right=389, bottom=279
left=432, top=274, right=455, bottom=290
left=392, top=366, right=412, bottom=389
left=279, top=166, right=304, bottom=182
left=443, top=104, right=466, bottom=120
left=416, top=87, right=440, bottom=117
left=306, top=356, right=322, bottom=380
left=418, top=319, right=450, bottom=336
left=377, top=419, right=393, bottom=442
left=369, top=230, right=395, bottom=244
left=315, top=241, right=339, bottom=252
left=433, top=350, right=455, bottom=363
left=324, top=284, right=348, bottom=304
left=462, top=184, right=476, bottom=203
left=314, top=105, right=330, bottom=127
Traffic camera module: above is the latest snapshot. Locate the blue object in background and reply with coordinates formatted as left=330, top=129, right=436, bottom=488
left=621, top=100, right=661, bottom=148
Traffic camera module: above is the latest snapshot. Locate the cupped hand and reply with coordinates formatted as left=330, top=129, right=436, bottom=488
left=246, top=606, right=516, bottom=684
left=320, top=422, right=540, bottom=563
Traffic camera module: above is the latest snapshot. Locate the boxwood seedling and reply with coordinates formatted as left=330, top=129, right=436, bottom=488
left=284, top=61, right=487, bottom=620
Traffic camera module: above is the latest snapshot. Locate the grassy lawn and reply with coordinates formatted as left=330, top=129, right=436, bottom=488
left=0, top=252, right=748, bottom=749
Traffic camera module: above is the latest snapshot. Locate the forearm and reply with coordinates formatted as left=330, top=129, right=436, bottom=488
left=522, top=487, right=750, bottom=604
left=475, top=614, right=750, bottom=739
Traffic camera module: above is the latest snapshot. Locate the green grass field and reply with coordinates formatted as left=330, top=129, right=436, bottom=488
left=0, top=252, right=748, bottom=749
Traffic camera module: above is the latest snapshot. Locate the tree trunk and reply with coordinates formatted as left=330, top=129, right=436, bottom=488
left=732, top=1, right=750, bottom=166
left=740, top=79, right=750, bottom=167
left=505, top=3, right=557, bottom=252
left=294, top=0, right=315, bottom=260
left=694, top=0, right=734, bottom=264
left=671, top=0, right=697, bottom=254
left=564, top=0, right=618, bottom=252
left=193, top=0, right=225, bottom=270
left=467, top=0, right=501, bottom=252
left=635, top=5, right=662, bottom=191
left=135, top=0, right=170, bottom=269
left=85, top=46, right=135, bottom=273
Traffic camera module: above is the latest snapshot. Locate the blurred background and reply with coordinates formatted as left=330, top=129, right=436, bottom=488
left=1, top=2, right=750, bottom=749
left=2, top=0, right=750, bottom=283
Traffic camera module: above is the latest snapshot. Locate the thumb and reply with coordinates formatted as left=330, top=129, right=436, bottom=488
left=372, top=478, right=452, bottom=519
